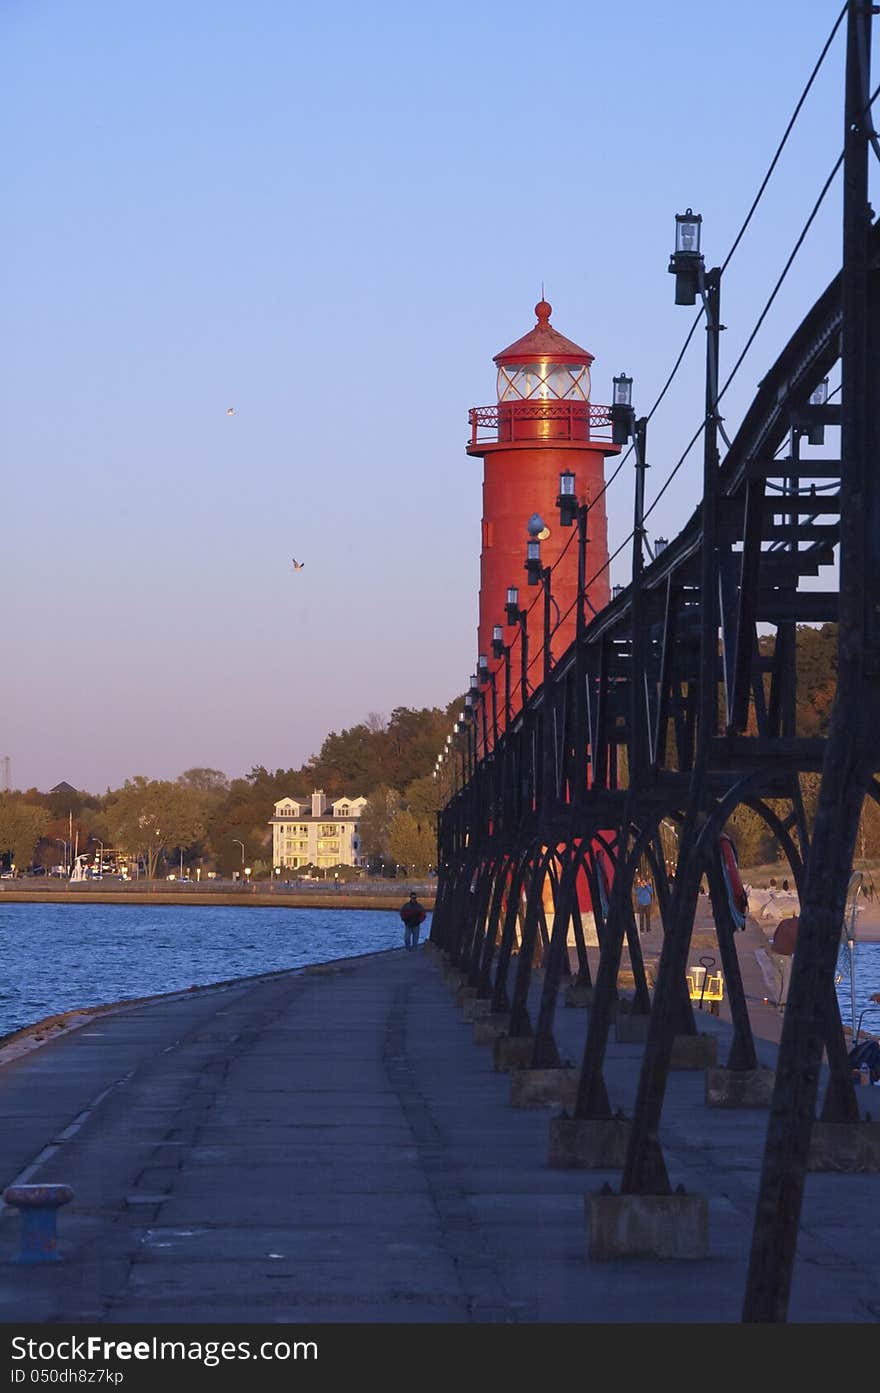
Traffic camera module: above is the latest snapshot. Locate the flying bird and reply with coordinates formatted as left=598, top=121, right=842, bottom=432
left=292, top=558, right=305, bottom=570
left=226, top=407, right=236, bottom=416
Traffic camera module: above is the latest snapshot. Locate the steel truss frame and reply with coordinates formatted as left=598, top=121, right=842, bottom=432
left=433, top=3, right=878, bottom=1322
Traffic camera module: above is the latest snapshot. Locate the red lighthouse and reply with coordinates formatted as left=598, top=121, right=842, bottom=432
left=467, top=299, right=619, bottom=717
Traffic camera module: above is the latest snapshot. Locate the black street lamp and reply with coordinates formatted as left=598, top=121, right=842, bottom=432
left=556, top=470, right=593, bottom=784
left=611, top=372, right=635, bottom=445
left=525, top=513, right=544, bottom=587
left=523, top=515, right=560, bottom=689
left=477, top=652, right=499, bottom=749
left=454, top=711, right=471, bottom=785
left=668, top=207, right=703, bottom=305
left=505, top=586, right=520, bottom=625
left=556, top=469, right=577, bottom=527
left=627, top=383, right=651, bottom=785
left=504, top=584, right=529, bottom=705
left=469, top=672, right=489, bottom=758
left=463, top=694, right=481, bottom=779
left=674, top=210, right=722, bottom=751
left=492, top=624, right=513, bottom=727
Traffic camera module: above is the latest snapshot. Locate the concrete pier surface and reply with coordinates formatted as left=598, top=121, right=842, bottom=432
left=0, top=928, right=877, bottom=1326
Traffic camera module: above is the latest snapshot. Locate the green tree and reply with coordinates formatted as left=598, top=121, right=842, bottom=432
left=358, top=785, right=401, bottom=870
left=177, top=768, right=229, bottom=794
left=104, top=778, right=206, bottom=878
left=0, top=796, right=50, bottom=872
left=389, top=808, right=435, bottom=875
left=403, top=774, right=443, bottom=823
left=303, top=723, right=387, bottom=796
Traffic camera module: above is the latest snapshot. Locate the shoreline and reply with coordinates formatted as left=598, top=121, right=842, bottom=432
left=0, top=945, right=403, bottom=1070
left=0, top=887, right=435, bottom=911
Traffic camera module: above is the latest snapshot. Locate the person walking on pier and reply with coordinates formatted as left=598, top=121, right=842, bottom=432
left=635, top=875, right=654, bottom=933
left=400, top=892, right=427, bottom=951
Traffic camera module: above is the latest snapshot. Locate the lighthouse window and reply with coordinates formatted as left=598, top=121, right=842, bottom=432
left=497, top=362, right=590, bottom=402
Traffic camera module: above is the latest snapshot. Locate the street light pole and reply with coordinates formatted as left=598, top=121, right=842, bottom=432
left=524, top=515, right=561, bottom=687
left=557, top=471, right=592, bottom=799
left=479, top=652, right=499, bottom=749
left=232, top=839, right=245, bottom=879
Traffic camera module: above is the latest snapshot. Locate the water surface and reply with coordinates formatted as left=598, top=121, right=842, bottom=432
left=0, top=903, right=415, bottom=1038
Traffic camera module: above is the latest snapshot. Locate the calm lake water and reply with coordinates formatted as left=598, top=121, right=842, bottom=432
left=836, top=939, right=880, bottom=1037
left=0, top=903, right=420, bottom=1039
left=0, top=902, right=875, bottom=1045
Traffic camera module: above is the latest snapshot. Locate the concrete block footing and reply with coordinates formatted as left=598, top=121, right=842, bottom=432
left=808, top=1120, right=880, bottom=1171
left=670, top=1033, right=718, bottom=1069
left=615, top=1012, right=650, bottom=1043
left=587, top=1190, right=709, bottom=1260
left=705, top=1066, right=775, bottom=1108
left=461, top=997, right=493, bottom=1022
left=564, top=983, right=594, bottom=1008
left=509, top=1067, right=579, bottom=1109
left=547, top=1116, right=631, bottom=1169
left=492, top=1034, right=536, bottom=1073
left=472, top=1013, right=510, bottom=1045
left=443, top=969, right=468, bottom=990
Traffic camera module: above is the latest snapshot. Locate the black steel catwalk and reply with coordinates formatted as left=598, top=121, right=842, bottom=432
left=432, top=1, right=878, bottom=1325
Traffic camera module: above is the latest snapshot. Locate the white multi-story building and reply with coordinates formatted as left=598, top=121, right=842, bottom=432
left=270, top=789, right=368, bottom=871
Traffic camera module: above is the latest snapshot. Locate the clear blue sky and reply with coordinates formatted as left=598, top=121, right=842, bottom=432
left=0, top=0, right=864, bottom=792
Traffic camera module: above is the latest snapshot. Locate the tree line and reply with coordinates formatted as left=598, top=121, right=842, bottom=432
left=0, top=701, right=463, bottom=880
left=1, top=625, right=867, bottom=879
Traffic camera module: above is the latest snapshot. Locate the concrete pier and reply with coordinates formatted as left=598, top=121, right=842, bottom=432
left=0, top=937, right=875, bottom=1323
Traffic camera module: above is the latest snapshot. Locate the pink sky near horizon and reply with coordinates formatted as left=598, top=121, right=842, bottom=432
left=0, top=1, right=858, bottom=793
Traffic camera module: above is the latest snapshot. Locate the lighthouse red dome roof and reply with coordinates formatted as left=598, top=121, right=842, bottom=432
left=494, top=300, right=594, bottom=367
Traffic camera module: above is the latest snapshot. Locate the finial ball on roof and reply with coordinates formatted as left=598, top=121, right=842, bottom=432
left=535, top=299, right=552, bottom=323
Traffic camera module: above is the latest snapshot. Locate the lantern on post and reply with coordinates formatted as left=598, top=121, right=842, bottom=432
left=610, top=373, right=635, bottom=445
left=556, top=470, right=578, bottom=527
left=525, top=514, right=545, bottom=586
left=669, top=208, right=703, bottom=305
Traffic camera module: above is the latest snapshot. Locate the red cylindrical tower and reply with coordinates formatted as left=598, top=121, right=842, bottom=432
left=467, top=300, right=619, bottom=712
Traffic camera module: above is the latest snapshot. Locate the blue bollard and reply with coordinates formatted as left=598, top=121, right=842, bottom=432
left=4, top=1184, right=74, bottom=1264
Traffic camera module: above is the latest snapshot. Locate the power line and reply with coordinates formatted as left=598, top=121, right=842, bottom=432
left=717, top=151, right=844, bottom=405
left=720, top=3, right=847, bottom=276
left=598, top=4, right=847, bottom=530
left=467, top=8, right=852, bottom=711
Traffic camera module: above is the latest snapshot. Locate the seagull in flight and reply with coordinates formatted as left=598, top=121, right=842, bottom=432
left=292, top=558, right=305, bottom=570
left=226, top=407, right=236, bottom=416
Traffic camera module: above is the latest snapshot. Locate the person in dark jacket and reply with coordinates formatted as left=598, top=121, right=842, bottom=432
left=400, top=892, right=427, bottom=951
left=769, top=915, right=798, bottom=1009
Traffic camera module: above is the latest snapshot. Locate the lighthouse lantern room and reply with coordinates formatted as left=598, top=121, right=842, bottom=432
left=467, top=299, right=619, bottom=717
